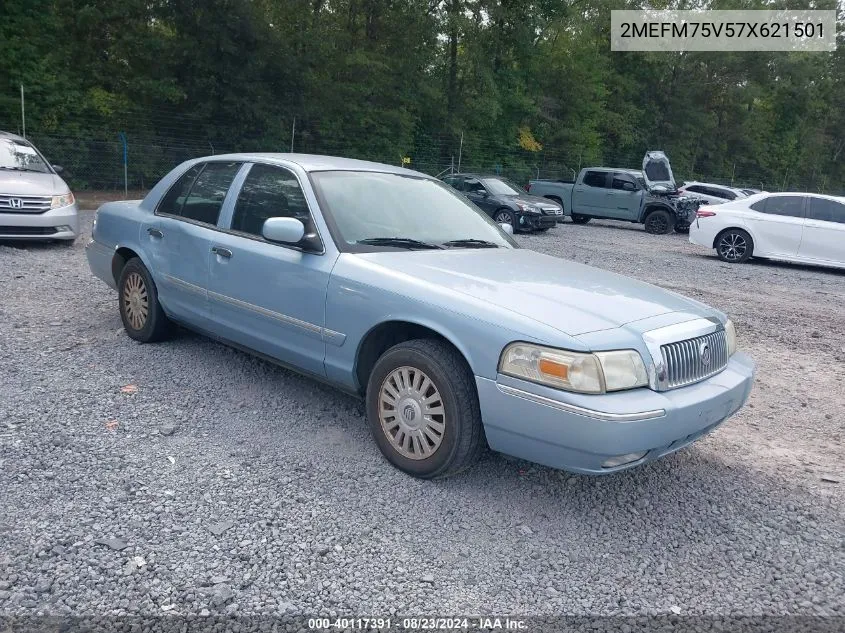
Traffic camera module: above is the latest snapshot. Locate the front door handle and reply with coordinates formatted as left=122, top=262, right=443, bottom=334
left=211, top=246, right=232, bottom=259
left=147, top=227, right=163, bottom=238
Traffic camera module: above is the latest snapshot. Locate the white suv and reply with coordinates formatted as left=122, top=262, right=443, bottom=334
left=678, top=181, right=747, bottom=205
left=0, top=131, right=79, bottom=242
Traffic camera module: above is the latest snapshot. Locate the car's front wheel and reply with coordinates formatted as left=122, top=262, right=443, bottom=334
left=644, top=209, right=675, bottom=234
left=570, top=214, right=591, bottom=224
left=366, top=339, right=485, bottom=479
left=118, top=257, right=172, bottom=342
left=715, top=228, right=753, bottom=263
left=493, top=208, right=517, bottom=228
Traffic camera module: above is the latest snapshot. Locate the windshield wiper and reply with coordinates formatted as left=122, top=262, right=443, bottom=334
left=357, top=237, right=444, bottom=250
left=441, top=239, right=500, bottom=249
left=0, top=166, right=45, bottom=173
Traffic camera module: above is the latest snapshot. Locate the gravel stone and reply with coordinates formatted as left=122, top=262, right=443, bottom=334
left=159, top=424, right=177, bottom=436
left=0, top=211, right=842, bottom=618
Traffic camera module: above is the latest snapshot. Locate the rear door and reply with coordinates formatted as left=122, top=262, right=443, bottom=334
left=573, top=170, right=609, bottom=215
left=744, top=195, right=806, bottom=257
left=207, top=162, right=335, bottom=376
left=799, top=197, right=845, bottom=265
left=152, top=161, right=242, bottom=330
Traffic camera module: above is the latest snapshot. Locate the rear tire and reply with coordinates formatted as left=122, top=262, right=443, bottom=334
left=715, top=228, right=753, bottom=263
left=571, top=214, right=591, bottom=224
left=644, top=209, right=675, bottom=235
left=118, top=257, right=172, bottom=342
left=366, top=339, right=485, bottom=479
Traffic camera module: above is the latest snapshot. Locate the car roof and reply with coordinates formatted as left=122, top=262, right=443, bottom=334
left=448, top=173, right=509, bottom=180
left=0, top=130, right=30, bottom=143
left=203, top=153, right=426, bottom=177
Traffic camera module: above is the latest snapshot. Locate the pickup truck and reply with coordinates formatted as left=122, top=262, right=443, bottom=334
left=528, top=152, right=705, bottom=234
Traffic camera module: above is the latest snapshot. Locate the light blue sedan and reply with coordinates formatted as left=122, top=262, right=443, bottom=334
left=86, top=154, right=755, bottom=478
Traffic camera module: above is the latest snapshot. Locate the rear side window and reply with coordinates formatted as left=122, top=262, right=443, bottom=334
left=231, top=164, right=313, bottom=238
left=708, top=187, right=736, bottom=200
left=180, top=162, right=242, bottom=225
left=157, top=165, right=202, bottom=216
left=761, top=196, right=806, bottom=218
left=808, top=197, right=845, bottom=224
left=583, top=171, right=607, bottom=188
left=685, top=185, right=705, bottom=194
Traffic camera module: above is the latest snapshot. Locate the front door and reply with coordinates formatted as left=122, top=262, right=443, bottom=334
left=208, top=162, right=336, bottom=377
left=605, top=173, right=642, bottom=220
left=572, top=170, right=609, bottom=215
left=799, top=196, right=845, bottom=264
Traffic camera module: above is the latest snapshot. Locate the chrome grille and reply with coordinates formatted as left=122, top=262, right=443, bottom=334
left=0, top=194, right=52, bottom=213
left=660, top=330, right=728, bottom=389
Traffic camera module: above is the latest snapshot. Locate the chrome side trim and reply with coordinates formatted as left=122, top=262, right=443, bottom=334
left=206, top=288, right=346, bottom=345
left=164, top=274, right=206, bottom=296
left=496, top=384, right=665, bottom=422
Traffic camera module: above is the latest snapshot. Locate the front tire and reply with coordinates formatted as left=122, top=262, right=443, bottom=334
left=571, top=214, right=591, bottom=224
left=118, top=257, right=172, bottom=342
left=644, top=209, right=675, bottom=234
left=366, top=339, right=485, bottom=479
left=715, top=228, right=753, bottom=263
left=493, top=208, right=517, bottom=229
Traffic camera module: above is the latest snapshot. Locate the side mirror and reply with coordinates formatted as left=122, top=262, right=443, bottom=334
left=262, top=217, right=305, bottom=244
left=52, top=165, right=64, bottom=174
left=501, top=223, right=514, bottom=235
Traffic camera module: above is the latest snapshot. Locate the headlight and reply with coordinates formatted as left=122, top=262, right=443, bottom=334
left=515, top=202, right=539, bottom=214
left=51, top=192, right=75, bottom=209
left=499, top=343, right=648, bottom=394
left=724, top=319, right=737, bottom=356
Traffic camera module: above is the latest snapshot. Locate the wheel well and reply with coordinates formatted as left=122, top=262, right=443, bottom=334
left=544, top=195, right=564, bottom=211
left=112, top=247, right=139, bottom=284
left=642, top=205, right=673, bottom=222
left=354, top=321, right=468, bottom=395
left=713, top=227, right=752, bottom=249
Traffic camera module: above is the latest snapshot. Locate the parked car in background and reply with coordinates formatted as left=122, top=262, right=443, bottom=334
left=690, top=192, right=845, bottom=269
left=86, top=153, right=754, bottom=478
left=528, top=151, right=706, bottom=234
left=739, top=188, right=763, bottom=196
left=678, top=181, right=748, bottom=205
left=0, top=131, right=78, bottom=242
left=442, top=173, right=562, bottom=231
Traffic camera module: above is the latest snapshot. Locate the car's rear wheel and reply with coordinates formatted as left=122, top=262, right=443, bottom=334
left=366, top=339, right=485, bottom=479
left=571, top=214, right=591, bottom=224
left=118, top=257, right=172, bottom=342
left=715, top=228, right=753, bottom=263
left=644, top=209, right=675, bottom=234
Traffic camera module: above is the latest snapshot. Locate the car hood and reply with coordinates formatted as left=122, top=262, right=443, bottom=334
left=642, top=151, right=676, bottom=192
left=355, top=248, right=714, bottom=336
left=506, top=193, right=561, bottom=209
left=0, top=170, right=68, bottom=195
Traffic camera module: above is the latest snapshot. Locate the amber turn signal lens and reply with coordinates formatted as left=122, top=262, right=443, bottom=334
left=538, top=358, right=568, bottom=380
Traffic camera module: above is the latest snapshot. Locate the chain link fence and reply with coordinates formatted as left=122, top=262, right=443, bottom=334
left=19, top=121, right=841, bottom=198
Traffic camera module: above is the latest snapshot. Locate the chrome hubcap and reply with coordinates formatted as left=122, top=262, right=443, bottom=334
left=378, top=366, right=446, bottom=460
left=719, top=233, right=746, bottom=261
left=123, top=272, right=149, bottom=330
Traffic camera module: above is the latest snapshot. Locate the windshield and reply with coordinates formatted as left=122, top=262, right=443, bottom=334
left=482, top=178, right=525, bottom=196
left=310, top=171, right=517, bottom=251
left=0, top=139, right=51, bottom=173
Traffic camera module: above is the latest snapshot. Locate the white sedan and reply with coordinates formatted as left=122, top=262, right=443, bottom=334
left=689, top=192, right=845, bottom=270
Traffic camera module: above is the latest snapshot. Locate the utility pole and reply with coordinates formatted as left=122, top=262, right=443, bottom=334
left=20, top=85, right=26, bottom=138
left=290, top=118, right=296, bottom=153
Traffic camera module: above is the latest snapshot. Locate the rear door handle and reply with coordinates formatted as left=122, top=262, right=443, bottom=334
left=211, top=246, right=232, bottom=259
left=147, top=227, right=163, bottom=238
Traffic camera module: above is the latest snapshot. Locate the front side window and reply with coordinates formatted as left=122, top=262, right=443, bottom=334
left=612, top=174, right=637, bottom=191
left=231, top=164, right=314, bottom=238
left=180, top=161, right=242, bottom=225
left=0, top=138, right=51, bottom=174
left=808, top=197, right=845, bottom=224
left=762, top=195, right=806, bottom=218
left=310, top=171, right=516, bottom=251
left=583, top=171, right=607, bottom=188
left=464, top=178, right=486, bottom=194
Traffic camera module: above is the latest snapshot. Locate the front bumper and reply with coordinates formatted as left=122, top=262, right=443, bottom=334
left=0, top=203, right=79, bottom=240
left=477, top=352, right=755, bottom=474
left=520, top=214, right=557, bottom=230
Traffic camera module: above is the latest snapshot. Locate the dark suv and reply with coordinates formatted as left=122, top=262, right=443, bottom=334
left=442, top=173, right=562, bottom=232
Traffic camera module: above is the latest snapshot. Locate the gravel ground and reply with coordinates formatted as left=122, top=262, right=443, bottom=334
left=0, top=211, right=842, bottom=623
